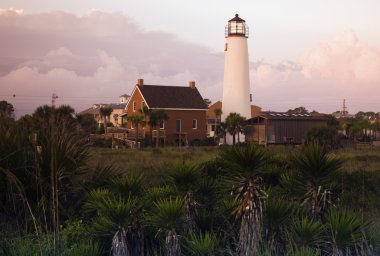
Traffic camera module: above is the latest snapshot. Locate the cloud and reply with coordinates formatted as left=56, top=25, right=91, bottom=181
left=251, top=30, right=380, bottom=113
left=0, top=9, right=223, bottom=117
left=0, top=9, right=379, bottom=117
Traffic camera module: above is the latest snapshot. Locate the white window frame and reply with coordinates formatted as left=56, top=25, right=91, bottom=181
left=133, top=101, right=136, bottom=112
left=141, top=101, right=145, bottom=110
left=159, top=120, right=165, bottom=129
left=192, top=119, right=197, bottom=129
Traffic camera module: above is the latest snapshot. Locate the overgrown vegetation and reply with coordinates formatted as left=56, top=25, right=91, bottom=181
left=1, top=103, right=380, bottom=255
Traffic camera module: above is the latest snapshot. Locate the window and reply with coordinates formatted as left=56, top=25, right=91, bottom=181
left=176, top=119, right=181, bottom=133
left=141, top=101, right=145, bottom=110
left=130, top=122, right=135, bottom=129
left=192, top=119, right=197, bottom=129
left=133, top=101, right=136, bottom=112
left=159, top=120, right=165, bottom=129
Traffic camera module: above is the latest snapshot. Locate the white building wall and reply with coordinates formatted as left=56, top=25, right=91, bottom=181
left=222, top=36, right=251, bottom=144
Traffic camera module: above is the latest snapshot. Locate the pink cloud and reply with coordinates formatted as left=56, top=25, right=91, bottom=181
left=0, top=9, right=379, bottom=117
left=251, top=30, right=380, bottom=113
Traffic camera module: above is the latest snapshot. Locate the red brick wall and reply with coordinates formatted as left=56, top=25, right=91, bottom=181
left=164, top=110, right=207, bottom=144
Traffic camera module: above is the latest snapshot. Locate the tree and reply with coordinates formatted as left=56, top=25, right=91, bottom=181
left=99, top=107, right=113, bottom=134
left=305, top=126, right=343, bottom=151
left=127, top=114, right=145, bottom=145
left=216, top=122, right=227, bottom=145
left=213, top=108, right=222, bottom=139
left=203, top=98, right=212, bottom=107
left=225, top=112, right=246, bottom=145
left=288, top=143, right=343, bottom=219
left=149, top=109, right=169, bottom=148
left=220, top=144, right=269, bottom=255
left=0, top=100, right=14, bottom=118
left=139, top=105, right=152, bottom=143
left=77, top=113, right=98, bottom=135
left=148, top=198, right=184, bottom=256
left=287, top=106, right=309, bottom=115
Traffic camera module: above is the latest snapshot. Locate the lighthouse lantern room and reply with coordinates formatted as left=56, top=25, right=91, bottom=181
left=225, top=14, right=249, bottom=37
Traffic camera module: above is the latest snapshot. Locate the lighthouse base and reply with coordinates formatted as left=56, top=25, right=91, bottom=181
left=224, top=133, right=246, bottom=145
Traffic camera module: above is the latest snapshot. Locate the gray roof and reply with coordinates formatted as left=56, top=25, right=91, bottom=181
left=248, top=111, right=329, bottom=121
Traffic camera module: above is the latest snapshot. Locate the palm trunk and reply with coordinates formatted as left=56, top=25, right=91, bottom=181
left=238, top=177, right=265, bottom=256
left=165, top=229, right=181, bottom=256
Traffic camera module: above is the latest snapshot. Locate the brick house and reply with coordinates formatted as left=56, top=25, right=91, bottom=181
left=124, top=79, right=208, bottom=145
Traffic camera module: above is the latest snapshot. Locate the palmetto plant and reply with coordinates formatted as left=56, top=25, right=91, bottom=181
left=263, top=199, right=295, bottom=255
left=326, top=208, right=371, bottom=255
left=168, top=163, right=201, bottom=233
left=85, top=189, right=140, bottom=255
left=291, top=217, right=325, bottom=252
left=183, top=231, right=218, bottom=256
left=220, top=144, right=269, bottom=256
left=287, top=247, right=321, bottom=256
left=289, top=143, right=343, bottom=219
left=148, top=198, right=185, bottom=256
left=109, top=174, right=145, bottom=199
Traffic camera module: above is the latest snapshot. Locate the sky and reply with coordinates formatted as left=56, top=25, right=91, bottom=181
left=0, top=0, right=380, bottom=117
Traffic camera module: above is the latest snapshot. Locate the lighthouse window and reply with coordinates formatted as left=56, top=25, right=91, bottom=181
left=224, top=43, right=228, bottom=51
left=192, top=119, right=197, bottom=129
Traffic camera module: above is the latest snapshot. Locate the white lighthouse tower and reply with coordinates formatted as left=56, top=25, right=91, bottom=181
left=222, top=14, right=251, bottom=144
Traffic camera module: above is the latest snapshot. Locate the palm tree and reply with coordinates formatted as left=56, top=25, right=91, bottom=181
left=288, top=143, right=343, bottom=219
left=150, top=109, right=169, bottom=148
left=216, top=122, right=228, bottom=145
left=220, top=144, right=268, bottom=255
left=139, top=106, right=152, bottom=143
left=100, top=107, right=113, bottom=134
left=214, top=108, right=222, bottom=139
left=127, top=114, right=145, bottom=145
left=148, top=198, right=184, bottom=256
left=225, top=112, right=246, bottom=145
left=168, top=163, right=201, bottom=233
left=85, top=189, right=140, bottom=255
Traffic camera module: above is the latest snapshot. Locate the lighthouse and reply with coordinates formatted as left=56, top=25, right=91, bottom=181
left=222, top=14, right=251, bottom=145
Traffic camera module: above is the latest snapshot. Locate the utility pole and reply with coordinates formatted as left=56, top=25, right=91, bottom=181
left=342, top=99, right=347, bottom=118
left=51, top=93, right=58, bottom=107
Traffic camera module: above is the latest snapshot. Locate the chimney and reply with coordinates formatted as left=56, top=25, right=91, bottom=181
left=189, top=81, right=196, bottom=89
left=137, top=78, right=144, bottom=86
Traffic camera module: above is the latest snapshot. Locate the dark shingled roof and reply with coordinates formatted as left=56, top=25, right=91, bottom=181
left=138, top=85, right=208, bottom=110
left=229, top=14, right=245, bottom=22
